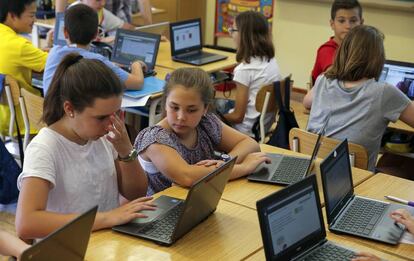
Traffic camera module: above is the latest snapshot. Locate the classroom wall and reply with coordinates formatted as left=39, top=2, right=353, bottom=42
left=205, top=0, right=414, bottom=89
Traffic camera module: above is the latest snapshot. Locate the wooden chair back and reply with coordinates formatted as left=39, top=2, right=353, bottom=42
left=289, top=128, right=369, bottom=170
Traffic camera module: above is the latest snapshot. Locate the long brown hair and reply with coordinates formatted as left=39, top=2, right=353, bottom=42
left=325, top=25, right=385, bottom=81
left=43, top=53, right=124, bottom=125
left=235, top=11, right=275, bottom=63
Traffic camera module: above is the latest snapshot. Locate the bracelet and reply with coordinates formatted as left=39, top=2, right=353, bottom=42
left=118, top=149, right=138, bottom=162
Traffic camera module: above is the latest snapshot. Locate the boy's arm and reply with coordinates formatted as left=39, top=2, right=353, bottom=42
left=138, top=0, right=153, bottom=25
left=123, top=61, right=145, bottom=90
left=0, top=230, right=29, bottom=258
left=55, top=0, right=67, bottom=13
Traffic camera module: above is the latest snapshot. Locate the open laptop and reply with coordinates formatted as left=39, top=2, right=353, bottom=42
left=379, top=59, right=414, bottom=100
left=111, top=29, right=161, bottom=77
left=320, top=139, right=414, bottom=244
left=248, top=115, right=329, bottom=185
left=136, top=21, right=170, bottom=39
left=169, top=18, right=227, bottom=66
left=20, top=206, right=97, bottom=261
left=53, top=12, right=66, bottom=46
left=257, top=175, right=357, bottom=261
left=113, top=157, right=237, bottom=246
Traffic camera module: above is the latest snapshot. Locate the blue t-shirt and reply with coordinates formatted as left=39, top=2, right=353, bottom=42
left=42, top=45, right=128, bottom=95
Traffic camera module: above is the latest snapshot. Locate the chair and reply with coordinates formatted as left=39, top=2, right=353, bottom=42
left=255, top=74, right=292, bottom=144
left=19, top=88, right=45, bottom=151
left=289, top=127, right=369, bottom=170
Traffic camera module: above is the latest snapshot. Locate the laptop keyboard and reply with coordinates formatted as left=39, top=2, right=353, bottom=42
left=270, top=157, right=310, bottom=183
left=139, top=203, right=184, bottom=241
left=304, top=242, right=355, bottom=261
left=335, top=197, right=388, bottom=236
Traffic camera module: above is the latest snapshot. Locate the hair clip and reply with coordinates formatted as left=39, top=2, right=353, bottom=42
left=165, top=73, right=171, bottom=82
left=68, top=55, right=83, bottom=67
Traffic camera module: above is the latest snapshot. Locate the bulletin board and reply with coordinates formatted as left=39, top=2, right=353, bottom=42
left=215, top=0, right=275, bottom=38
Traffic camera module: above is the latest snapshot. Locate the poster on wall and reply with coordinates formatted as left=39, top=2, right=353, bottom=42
left=215, top=0, right=274, bottom=37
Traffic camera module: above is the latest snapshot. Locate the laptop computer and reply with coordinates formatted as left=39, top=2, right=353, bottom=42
left=20, top=206, right=97, bottom=261
left=111, top=29, right=161, bottom=77
left=112, top=156, right=237, bottom=246
left=53, top=12, right=66, bottom=46
left=248, top=115, right=329, bottom=185
left=379, top=59, right=414, bottom=100
left=257, top=175, right=356, bottom=261
left=136, top=21, right=170, bottom=39
left=320, top=139, right=414, bottom=244
left=169, top=18, right=227, bottom=66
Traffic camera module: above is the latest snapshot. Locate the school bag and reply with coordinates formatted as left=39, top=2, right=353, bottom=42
left=266, top=79, right=299, bottom=149
left=0, top=138, right=21, bottom=204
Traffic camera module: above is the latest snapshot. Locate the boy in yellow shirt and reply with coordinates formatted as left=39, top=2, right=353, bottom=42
left=0, top=0, right=48, bottom=135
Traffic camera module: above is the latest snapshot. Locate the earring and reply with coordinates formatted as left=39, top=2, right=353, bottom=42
left=69, top=113, right=74, bottom=117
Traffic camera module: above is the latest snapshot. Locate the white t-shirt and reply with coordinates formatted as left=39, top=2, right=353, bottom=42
left=232, top=57, right=282, bottom=137
left=18, top=128, right=120, bottom=214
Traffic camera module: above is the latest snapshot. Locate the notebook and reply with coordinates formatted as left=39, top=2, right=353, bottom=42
left=53, top=12, right=66, bottom=46
left=379, top=60, right=414, bottom=100
left=169, top=18, right=227, bottom=66
left=20, top=206, right=97, bottom=261
left=111, top=29, right=161, bottom=77
left=247, top=115, right=329, bottom=185
left=112, top=157, right=236, bottom=246
left=320, top=139, right=414, bottom=244
left=257, top=175, right=356, bottom=261
left=123, top=76, right=165, bottom=99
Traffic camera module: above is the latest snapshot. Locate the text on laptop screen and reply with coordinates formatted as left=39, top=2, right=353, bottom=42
left=323, top=146, right=353, bottom=215
left=171, top=21, right=201, bottom=52
left=265, top=187, right=321, bottom=255
left=379, top=61, right=414, bottom=100
left=113, top=32, right=157, bottom=65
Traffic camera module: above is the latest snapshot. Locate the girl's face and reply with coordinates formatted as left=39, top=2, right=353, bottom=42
left=69, top=96, right=122, bottom=142
left=165, top=85, right=208, bottom=137
left=230, top=21, right=240, bottom=48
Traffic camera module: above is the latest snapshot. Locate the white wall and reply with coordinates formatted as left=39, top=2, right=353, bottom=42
left=205, top=0, right=414, bottom=89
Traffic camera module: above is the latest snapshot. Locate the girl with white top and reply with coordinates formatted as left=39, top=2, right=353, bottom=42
left=15, top=53, right=154, bottom=240
left=223, top=11, right=282, bottom=138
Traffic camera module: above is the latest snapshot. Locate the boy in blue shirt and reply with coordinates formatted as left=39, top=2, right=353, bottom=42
left=43, top=4, right=145, bottom=95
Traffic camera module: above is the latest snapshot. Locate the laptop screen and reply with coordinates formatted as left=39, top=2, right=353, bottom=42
left=320, top=139, right=354, bottom=223
left=170, top=18, right=202, bottom=55
left=379, top=60, right=414, bottom=100
left=257, top=176, right=325, bottom=260
left=53, top=12, right=66, bottom=46
left=111, top=29, right=160, bottom=70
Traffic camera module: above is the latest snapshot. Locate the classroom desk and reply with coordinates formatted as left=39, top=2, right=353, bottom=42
left=131, top=8, right=167, bottom=26
left=221, top=144, right=374, bottom=210
left=156, top=42, right=237, bottom=73
left=245, top=232, right=409, bottom=261
left=85, top=186, right=263, bottom=260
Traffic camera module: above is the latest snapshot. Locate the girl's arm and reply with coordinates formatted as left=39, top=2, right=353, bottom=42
left=303, top=87, right=314, bottom=110
left=106, top=113, right=148, bottom=199
left=399, top=101, right=414, bottom=128
left=0, top=230, right=29, bottom=258
left=143, top=143, right=217, bottom=187
left=16, top=177, right=155, bottom=240
left=223, top=83, right=249, bottom=124
left=217, top=123, right=269, bottom=179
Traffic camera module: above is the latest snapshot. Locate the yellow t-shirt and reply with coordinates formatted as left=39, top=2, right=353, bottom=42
left=0, top=23, right=48, bottom=135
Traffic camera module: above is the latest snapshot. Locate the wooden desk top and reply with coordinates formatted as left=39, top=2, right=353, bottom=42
left=85, top=186, right=263, bottom=260
left=347, top=173, right=414, bottom=260
left=388, top=120, right=414, bottom=134
left=156, top=42, right=237, bottom=73
left=246, top=232, right=408, bottom=261
left=221, top=144, right=373, bottom=210
left=154, top=66, right=172, bottom=80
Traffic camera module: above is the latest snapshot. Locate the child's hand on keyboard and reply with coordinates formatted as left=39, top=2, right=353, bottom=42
left=351, top=252, right=381, bottom=261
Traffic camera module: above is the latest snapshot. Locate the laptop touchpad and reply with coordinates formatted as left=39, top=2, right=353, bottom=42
left=129, top=195, right=182, bottom=224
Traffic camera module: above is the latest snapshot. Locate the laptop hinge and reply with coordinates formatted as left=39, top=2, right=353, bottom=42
left=177, top=50, right=200, bottom=57
left=330, top=194, right=355, bottom=226
left=293, top=239, right=328, bottom=260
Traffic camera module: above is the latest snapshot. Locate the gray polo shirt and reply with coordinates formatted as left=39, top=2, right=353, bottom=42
left=307, top=75, right=411, bottom=171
